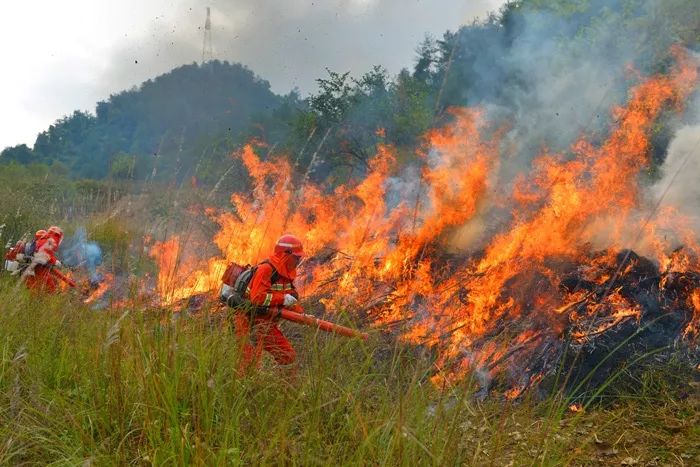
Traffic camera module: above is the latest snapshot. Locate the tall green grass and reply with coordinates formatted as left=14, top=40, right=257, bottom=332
left=0, top=186, right=697, bottom=464
left=0, top=278, right=697, bottom=465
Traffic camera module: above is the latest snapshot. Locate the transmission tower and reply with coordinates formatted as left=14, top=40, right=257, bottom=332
left=201, top=7, right=213, bottom=63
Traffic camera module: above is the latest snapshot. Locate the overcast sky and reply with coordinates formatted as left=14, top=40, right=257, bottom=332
left=0, top=0, right=506, bottom=150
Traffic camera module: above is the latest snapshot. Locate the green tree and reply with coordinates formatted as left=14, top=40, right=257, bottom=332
left=413, top=35, right=439, bottom=85
left=0, top=144, right=35, bottom=164
left=390, top=69, right=434, bottom=146
left=310, top=69, right=357, bottom=124
left=109, top=153, right=137, bottom=180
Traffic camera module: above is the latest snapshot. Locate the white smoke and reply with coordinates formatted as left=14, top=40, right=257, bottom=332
left=652, top=93, right=700, bottom=234
left=429, top=1, right=700, bottom=254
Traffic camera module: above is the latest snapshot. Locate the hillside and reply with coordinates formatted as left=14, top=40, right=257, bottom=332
left=1, top=61, right=284, bottom=180
left=2, top=0, right=699, bottom=189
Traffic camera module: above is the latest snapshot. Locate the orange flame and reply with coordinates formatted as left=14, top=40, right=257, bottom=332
left=686, top=289, right=700, bottom=341
left=568, top=403, right=584, bottom=413
left=83, top=272, right=114, bottom=305
left=149, top=49, right=699, bottom=384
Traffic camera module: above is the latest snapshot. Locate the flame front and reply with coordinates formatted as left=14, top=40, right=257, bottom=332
left=150, top=49, right=700, bottom=388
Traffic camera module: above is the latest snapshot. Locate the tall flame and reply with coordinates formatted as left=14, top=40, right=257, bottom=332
left=150, top=49, right=699, bottom=385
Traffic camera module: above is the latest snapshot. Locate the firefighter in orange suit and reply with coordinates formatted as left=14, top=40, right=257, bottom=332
left=23, top=226, right=64, bottom=293
left=234, top=234, right=304, bottom=372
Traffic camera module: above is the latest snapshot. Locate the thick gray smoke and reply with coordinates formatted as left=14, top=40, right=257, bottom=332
left=2, top=0, right=505, bottom=150
left=453, top=1, right=687, bottom=180
left=100, top=0, right=503, bottom=96
left=653, top=94, right=700, bottom=228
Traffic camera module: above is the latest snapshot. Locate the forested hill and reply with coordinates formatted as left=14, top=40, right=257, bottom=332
left=2, top=0, right=699, bottom=186
left=0, top=61, right=283, bottom=179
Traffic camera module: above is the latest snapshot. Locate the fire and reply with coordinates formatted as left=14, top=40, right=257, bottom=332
left=83, top=272, right=114, bottom=305
left=568, top=403, right=584, bottom=413
left=150, top=236, right=183, bottom=304
left=146, top=49, right=700, bottom=391
left=151, top=108, right=500, bottom=309
left=686, top=289, right=700, bottom=341
left=149, top=236, right=227, bottom=306
left=405, top=49, right=699, bottom=384
left=570, top=290, right=641, bottom=342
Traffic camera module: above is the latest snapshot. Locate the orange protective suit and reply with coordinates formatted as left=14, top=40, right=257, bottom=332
left=24, top=228, right=62, bottom=294
left=234, top=235, right=303, bottom=372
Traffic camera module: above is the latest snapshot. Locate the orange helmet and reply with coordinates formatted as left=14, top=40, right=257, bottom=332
left=47, top=225, right=64, bottom=244
left=274, top=234, right=304, bottom=257
left=35, top=229, right=47, bottom=240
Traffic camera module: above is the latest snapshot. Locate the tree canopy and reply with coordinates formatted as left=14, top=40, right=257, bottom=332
left=3, top=61, right=281, bottom=181
left=2, top=0, right=698, bottom=187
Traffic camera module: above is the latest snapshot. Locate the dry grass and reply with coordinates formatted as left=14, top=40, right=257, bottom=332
left=0, top=279, right=697, bottom=465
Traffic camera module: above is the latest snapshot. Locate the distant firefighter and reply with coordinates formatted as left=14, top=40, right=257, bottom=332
left=21, top=226, right=65, bottom=293
left=4, top=229, right=48, bottom=275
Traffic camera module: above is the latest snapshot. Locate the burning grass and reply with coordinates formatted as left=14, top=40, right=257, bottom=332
left=137, top=49, right=700, bottom=398
left=0, top=278, right=697, bottom=465
left=2, top=49, right=693, bottom=410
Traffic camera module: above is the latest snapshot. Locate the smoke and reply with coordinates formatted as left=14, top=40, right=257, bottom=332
left=385, top=166, right=421, bottom=211
left=61, top=228, right=103, bottom=284
left=652, top=93, right=700, bottom=234
left=454, top=1, right=681, bottom=177
left=3, top=0, right=505, bottom=150
left=98, top=0, right=504, bottom=98
left=420, top=0, right=700, bottom=254
left=655, top=125, right=700, bottom=208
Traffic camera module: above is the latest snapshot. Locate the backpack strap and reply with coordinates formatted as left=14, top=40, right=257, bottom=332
left=261, top=260, right=296, bottom=292
left=259, top=260, right=280, bottom=284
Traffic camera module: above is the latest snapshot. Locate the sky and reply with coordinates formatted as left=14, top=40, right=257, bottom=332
left=0, top=0, right=506, bottom=151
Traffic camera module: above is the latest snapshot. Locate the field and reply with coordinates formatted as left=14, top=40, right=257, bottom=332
left=0, top=166, right=698, bottom=465
left=0, top=279, right=697, bottom=465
